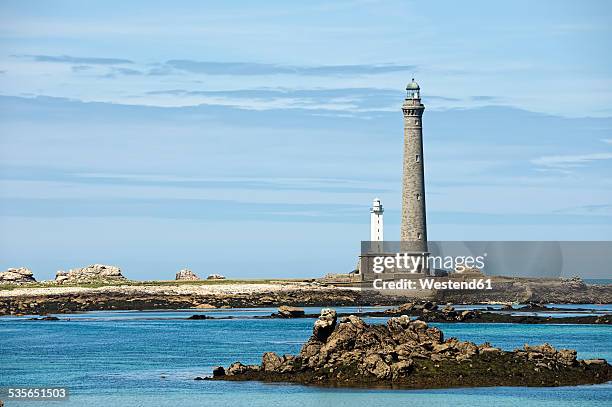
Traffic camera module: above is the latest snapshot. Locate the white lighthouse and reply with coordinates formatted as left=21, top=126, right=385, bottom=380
left=370, top=198, right=384, bottom=242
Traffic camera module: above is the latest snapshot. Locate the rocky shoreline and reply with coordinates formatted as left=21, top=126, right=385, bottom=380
left=0, top=283, right=363, bottom=316
left=211, top=309, right=612, bottom=389
left=0, top=278, right=610, bottom=316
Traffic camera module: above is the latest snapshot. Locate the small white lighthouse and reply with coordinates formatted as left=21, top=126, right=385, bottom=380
left=370, top=198, right=384, bottom=241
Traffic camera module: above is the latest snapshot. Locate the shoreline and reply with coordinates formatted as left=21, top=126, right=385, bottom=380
left=1, top=278, right=611, bottom=316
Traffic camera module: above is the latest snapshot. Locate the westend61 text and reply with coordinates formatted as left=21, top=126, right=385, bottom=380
left=372, top=278, right=493, bottom=291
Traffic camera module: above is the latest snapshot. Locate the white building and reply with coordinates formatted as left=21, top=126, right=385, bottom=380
left=370, top=198, right=384, bottom=241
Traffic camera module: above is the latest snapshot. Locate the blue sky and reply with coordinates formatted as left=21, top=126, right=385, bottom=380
left=0, top=0, right=611, bottom=279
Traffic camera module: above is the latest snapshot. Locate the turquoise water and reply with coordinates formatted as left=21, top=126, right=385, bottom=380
left=584, top=279, right=612, bottom=285
left=1, top=307, right=611, bottom=406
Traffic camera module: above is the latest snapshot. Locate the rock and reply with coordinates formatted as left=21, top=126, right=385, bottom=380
left=584, top=359, right=606, bottom=365
left=212, top=366, right=225, bottom=377
left=457, top=310, right=477, bottom=321
left=194, top=376, right=205, bottom=380
left=273, top=305, right=305, bottom=318
left=187, top=314, right=210, bottom=320
left=262, top=352, right=283, bottom=371
left=176, top=269, right=200, bottom=281
left=391, top=359, right=413, bottom=379
left=55, top=271, right=70, bottom=284
left=195, top=303, right=216, bottom=309
left=29, top=316, right=59, bottom=321
left=227, top=362, right=248, bottom=376
left=0, top=267, right=36, bottom=285
left=207, top=274, right=226, bottom=280
left=557, top=349, right=577, bottom=366
left=312, top=308, right=337, bottom=341
left=214, top=309, right=612, bottom=389
left=441, top=304, right=455, bottom=313
left=55, top=264, right=126, bottom=284
left=364, top=353, right=391, bottom=379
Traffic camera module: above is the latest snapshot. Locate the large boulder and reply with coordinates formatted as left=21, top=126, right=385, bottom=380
left=206, top=274, right=226, bottom=280
left=55, top=264, right=126, bottom=284
left=0, top=267, right=36, bottom=285
left=176, top=269, right=200, bottom=281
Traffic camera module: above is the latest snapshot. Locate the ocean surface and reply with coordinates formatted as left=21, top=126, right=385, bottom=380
left=584, top=279, right=612, bottom=285
left=1, top=306, right=611, bottom=407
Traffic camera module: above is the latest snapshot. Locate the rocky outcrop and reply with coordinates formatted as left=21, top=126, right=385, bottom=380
left=381, top=301, right=611, bottom=324
left=176, top=269, right=200, bottom=281
left=214, top=309, right=612, bottom=388
left=385, top=302, right=478, bottom=322
left=187, top=314, right=211, bottom=320
left=271, top=305, right=305, bottom=318
left=55, top=264, right=126, bottom=284
left=207, top=274, right=226, bottom=280
left=0, top=267, right=36, bottom=285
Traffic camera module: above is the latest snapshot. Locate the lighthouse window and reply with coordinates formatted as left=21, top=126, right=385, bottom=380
left=416, top=193, right=421, bottom=201
left=418, top=233, right=422, bottom=240
left=414, top=119, right=419, bottom=125
left=416, top=154, right=420, bottom=162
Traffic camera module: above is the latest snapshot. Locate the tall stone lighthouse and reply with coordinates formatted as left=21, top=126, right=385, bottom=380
left=400, top=79, right=428, bottom=253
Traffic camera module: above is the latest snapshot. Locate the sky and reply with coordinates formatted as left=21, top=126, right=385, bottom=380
left=0, top=0, right=611, bottom=279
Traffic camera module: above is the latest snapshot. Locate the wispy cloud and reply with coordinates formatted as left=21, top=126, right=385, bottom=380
left=142, top=87, right=404, bottom=111
left=471, top=95, right=498, bottom=102
left=71, top=65, right=93, bottom=73
left=15, top=54, right=133, bottom=65
left=532, top=152, right=612, bottom=169
left=163, top=60, right=417, bottom=76
left=101, top=67, right=144, bottom=78
left=141, top=87, right=465, bottom=111
left=554, top=203, right=612, bottom=215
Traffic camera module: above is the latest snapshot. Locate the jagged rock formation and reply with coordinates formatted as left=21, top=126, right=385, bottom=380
left=55, top=264, right=126, bottom=284
left=0, top=267, right=36, bottom=285
left=214, top=309, right=612, bottom=388
left=207, top=274, right=226, bottom=280
left=176, top=269, right=200, bottom=281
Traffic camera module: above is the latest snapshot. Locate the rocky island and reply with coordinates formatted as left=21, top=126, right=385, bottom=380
left=212, top=309, right=611, bottom=389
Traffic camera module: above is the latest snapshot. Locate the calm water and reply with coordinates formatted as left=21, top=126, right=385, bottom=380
left=1, top=307, right=611, bottom=407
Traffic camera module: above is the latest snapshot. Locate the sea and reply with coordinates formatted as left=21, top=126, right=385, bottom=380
left=1, top=305, right=611, bottom=407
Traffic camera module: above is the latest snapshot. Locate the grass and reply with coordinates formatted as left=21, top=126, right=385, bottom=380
left=0, top=278, right=311, bottom=291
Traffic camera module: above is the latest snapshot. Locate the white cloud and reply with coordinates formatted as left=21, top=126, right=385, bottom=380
left=531, top=152, right=612, bottom=169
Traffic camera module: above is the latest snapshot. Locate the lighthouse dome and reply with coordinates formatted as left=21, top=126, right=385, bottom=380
left=406, top=79, right=420, bottom=90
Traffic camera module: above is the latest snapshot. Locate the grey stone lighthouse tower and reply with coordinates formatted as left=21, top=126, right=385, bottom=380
left=400, top=79, right=428, bottom=253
